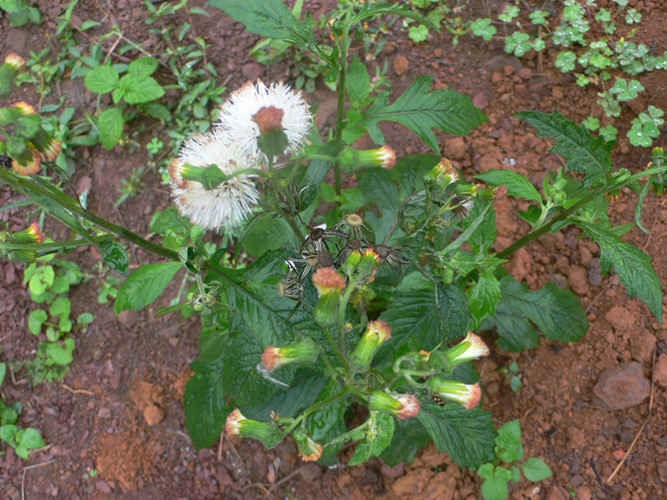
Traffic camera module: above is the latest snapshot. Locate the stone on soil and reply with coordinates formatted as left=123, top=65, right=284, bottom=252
left=605, top=305, right=639, bottom=331
left=629, top=330, right=656, bottom=363
left=654, top=354, right=667, bottom=388
left=593, top=362, right=650, bottom=410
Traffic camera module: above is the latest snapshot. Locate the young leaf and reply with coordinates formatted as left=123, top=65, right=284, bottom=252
left=97, top=106, right=124, bottom=150
left=120, top=75, right=165, bottom=104
left=208, top=0, right=313, bottom=44
left=84, top=65, right=119, bottom=94
left=495, top=419, right=524, bottom=463
left=347, top=56, right=371, bottom=104
left=483, top=276, right=589, bottom=351
left=14, top=428, right=45, bottom=459
left=127, top=56, right=159, bottom=77
left=114, top=261, right=181, bottom=313
left=517, top=111, right=613, bottom=186
left=578, top=222, right=663, bottom=321
left=522, top=457, right=553, bottom=481
left=28, top=309, right=48, bottom=335
left=242, top=213, right=299, bottom=257
left=349, top=411, right=395, bottom=466
left=468, top=271, right=502, bottom=325
left=476, top=170, right=542, bottom=203
left=361, top=76, right=487, bottom=152
left=417, top=403, right=496, bottom=468
left=46, top=338, right=75, bottom=366
left=478, top=464, right=512, bottom=500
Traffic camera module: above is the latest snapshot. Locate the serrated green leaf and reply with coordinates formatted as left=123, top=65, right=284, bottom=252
left=84, top=64, right=119, bottom=94
left=484, top=276, right=588, bottom=350
left=357, top=167, right=400, bottom=209
left=16, top=427, right=45, bottom=453
left=578, top=222, right=663, bottom=321
left=207, top=0, right=314, bottom=44
left=97, top=107, right=124, bottom=150
left=522, top=457, right=553, bottom=481
left=185, top=330, right=231, bottom=449
left=495, top=419, right=523, bottom=463
left=142, top=102, right=171, bottom=122
left=347, top=56, right=370, bottom=103
left=517, top=111, right=613, bottom=186
left=244, top=372, right=327, bottom=421
left=381, top=417, right=431, bottom=466
left=476, top=170, right=542, bottom=202
left=417, top=403, right=496, bottom=468
left=242, top=213, right=298, bottom=257
left=127, top=56, right=159, bottom=77
left=114, top=261, right=181, bottom=313
left=28, top=309, right=47, bottom=335
left=479, top=465, right=512, bottom=500
left=120, top=75, right=165, bottom=104
left=468, top=271, right=501, bottom=325
left=349, top=411, right=395, bottom=466
left=379, top=281, right=469, bottom=362
left=361, top=76, right=487, bottom=152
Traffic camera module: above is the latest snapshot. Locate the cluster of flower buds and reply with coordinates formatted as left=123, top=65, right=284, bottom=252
left=425, top=158, right=460, bottom=188
left=224, top=409, right=282, bottom=448
left=337, top=145, right=396, bottom=171
left=351, top=319, right=392, bottom=369
left=341, top=248, right=380, bottom=285
left=0, top=222, right=45, bottom=262
left=261, top=338, right=320, bottom=372
left=368, top=391, right=420, bottom=419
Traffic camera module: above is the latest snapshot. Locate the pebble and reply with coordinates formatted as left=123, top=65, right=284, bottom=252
left=477, top=151, right=504, bottom=172
left=654, top=354, right=667, bottom=388
left=96, top=480, right=112, bottom=494
left=380, top=463, right=405, bottom=479
left=629, top=330, right=656, bottom=363
left=421, top=471, right=457, bottom=499
left=393, top=54, right=409, bottom=76
left=605, top=305, right=639, bottom=331
left=443, top=137, right=466, bottom=160
left=568, top=265, right=589, bottom=295
left=593, top=362, right=650, bottom=410
left=472, top=91, right=489, bottom=109
left=241, top=62, right=263, bottom=81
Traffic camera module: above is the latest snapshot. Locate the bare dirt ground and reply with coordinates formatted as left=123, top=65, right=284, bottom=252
left=1, top=0, right=666, bottom=498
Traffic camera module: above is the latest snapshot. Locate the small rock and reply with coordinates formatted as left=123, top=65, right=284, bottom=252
left=298, top=463, right=323, bottom=482
left=391, top=468, right=431, bottom=497
left=422, top=471, right=457, bottom=499
left=605, top=305, right=638, bottom=331
left=654, top=354, right=667, bottom=388
left=546, top=486, right=568, bottom=500
left=517, top=67, right=532, bottom=79
left=568, top=266, right=589, bottom=295
left=511, top=247, right=531, bottom=282
left=393, top=54, right=409, bottom=76
left=575, top=486, right=592, bottom=500
left=477, top=151, right=503, bottom=172
left=629, top=330, right=656, bottom=363
left=143, top=403, right=165, bottom=426
left=97, top=407, right=111, bottom=418
left=593, top=362, right=650, bottom=410
left=443, top=137, right=466, bottom=160
left=95, top=480, right=112, bottom=494
left=117, top=310, right=139, bottom=326
left=380, top=463, right=405, bottom=479
left=241, top=62, right=263, bottom=81
left=472, top=91, right=489, bottom=109
left=657, top=460, right=667, bottom=482
left=587, top=258, right=602, bottom=286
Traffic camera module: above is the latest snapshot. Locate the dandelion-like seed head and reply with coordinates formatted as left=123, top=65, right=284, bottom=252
left=169, top=131, right=260, bottom=231
left=217, top=80, right=311, bottom=161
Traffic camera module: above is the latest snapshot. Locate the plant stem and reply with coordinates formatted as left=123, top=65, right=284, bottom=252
left=332, top=28, right=350, bottom=196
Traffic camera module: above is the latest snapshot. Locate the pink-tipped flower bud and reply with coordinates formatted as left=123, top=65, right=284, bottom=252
left=261, top=338, right=320, bottom=372
left=224, top=408, right=282, bottom=447
left=342, top=248, right=380, bottom=284
left=11, top=222, right=44, bottom=244
left=351, top=320, right=392, bottom=369
left=293, top=431, right=323, bottom=462
left=312, top=267, right=346, bottom=296
left=444, top=332, right=490, bottom=367
left=4, top=53, right=25, bottom=70
left=369, top=391, right=421, bottom=419
left=338, top=145, right=397, bottom=171
left=425, top=158, right=459, bottom=187
left=12, top=147, right=41, bottom=175
left=427, top=378, right=482, bottom=410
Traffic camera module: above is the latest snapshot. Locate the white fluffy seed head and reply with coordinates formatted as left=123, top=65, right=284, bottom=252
left=170, top=131, right=260, bottom=231
left=216, top=80, right=312, bottom=161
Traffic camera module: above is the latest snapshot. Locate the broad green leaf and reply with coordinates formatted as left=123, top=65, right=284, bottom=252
left=380, top=417, right=431, bottom=466
left=84, top=65, right=119, bottom=94
left=242, top=213, right=299, bottom=257
left=392, top=153, right=440, bottom=199
left=0, top=424, right=18, bottom=443
left=483, top=276, right=588, bottom=350
left=479, top=465, right=512, bottom=500
left=46, top=338, right=75, bottom=366
left=49, top=296, right=70, bottom=318
left=28, top=309, right=48, bottom=335
left=357, top=167, right=400, bottom=209
left=127, top=56, right=159, bottom=77
left=304, top=381, right=347, bottom=465
left=476, top=170, right=542, bottom=202
left=361, top=76, right=487, bottom=152
left=185, top=330, right=230, bottom=448
left=347, top=56, right=371, bottom=103
left=15, top=428, right=45, bottom=456
left=28, top=266, right=54, bottom=295
left=522, top=457, right=553, bottom=481
left=120, top=75, right=165, bottom=104
left=349, top=411, right=395, bottom=466
left=578, top=222, right=663, bottom=321
left=517, top=111, right=613, bottom=186
left=207, top=0, right=314, bottom=44
left=417, top=403, right=496, bottom=468
left=97, top=106, right=124, bottom=150
left=379, top=280, right=469, bottom=362
left=495, top=419, right=523, bottom=463
left=245, top=373, right=327, bottom=420
left=114, top=261, right=181, bottom=313
left=468, top=271, right=501, bottom=325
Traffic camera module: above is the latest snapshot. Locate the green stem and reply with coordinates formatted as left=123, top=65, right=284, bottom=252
left=0, top=237, right=109, bottom=254
left=332, top=29, right=350, bottom=196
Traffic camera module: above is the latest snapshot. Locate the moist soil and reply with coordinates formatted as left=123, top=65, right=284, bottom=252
left=1, top=1, right=666, bottom=498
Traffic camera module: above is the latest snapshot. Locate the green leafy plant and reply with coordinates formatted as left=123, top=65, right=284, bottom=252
left=477, top=420, right=552, bottom=500
left=0, top=1, right=664, bottom=492
left=0, top=0, right=41, bottom=27
left=0, top=362, right=46, bottom=459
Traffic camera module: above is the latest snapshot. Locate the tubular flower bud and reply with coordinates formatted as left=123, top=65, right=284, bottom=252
left=368, top=391, right=421, bottom=420
left=425, top=158, right=459, bottom=187
left=11, top=101, right=36, bottom=115
left=11, top=222, right=44, bottom=244
left=293, top=431, right=323, bottom=462
left=343, top=248, right=380, bottom=283
left=224, top=408, right=282, bottom=447
left=4, top=53, right=25, bottom=70
left=444, top=332, right=490, bottom=368
left=312, top=267, right=346, bottom=296
left=12, top=147, right=41, bottom=175
left=338, top=145, right=397, bottom=171
left=351, top=320, right=392, bottom=368
left=261, top=338, right=320, bottom=372
left=428, top=378, right=482, bottom=410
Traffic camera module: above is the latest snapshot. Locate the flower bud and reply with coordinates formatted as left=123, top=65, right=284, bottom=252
left=11, top=222, right=44, bottom=244
left=253, top=105, right=289, bottom=158
left=443, top=332, right=489, bottom=368
left=427, top=378, right=482, bottom=410
left=338, top=145, right=396, bottom=171
left=351, top=320, right=391, bottom=369
left=425, top=158, right=459, bottom=187
left=312, top=267, right=346, bottom=296
left=368, top=391, right=421, bottom=419
left=342, top=248, right=380, bottom=284
left=261, top=338, right=320, bottom=372
left=12, top=147, right=41, bottom=175
left=293, top=431, right=323, bottom=462
left=4, top=53, right=25, bottom=70
left=224, top=408, right=282, bottom=447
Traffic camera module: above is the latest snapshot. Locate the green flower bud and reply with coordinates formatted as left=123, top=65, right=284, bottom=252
left=442, top=332, right=489, bottom=368
left=293, top=430, right=323, bottom=462
left=224, top=408, right=282, bottom=448
left=427, top=378, right=482, bottom=410
left=351, top=320, right=392, bottom=369
left=312, top=267, right=346, bottom=327
left=368, top=391, right=421, bottom=419
left=261, top=338, right=320, bottom=372
left=338, top=145, right=396, bottom=171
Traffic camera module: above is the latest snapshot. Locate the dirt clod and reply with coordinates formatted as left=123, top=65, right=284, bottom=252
left=593, top=362, right=650, bottom=410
